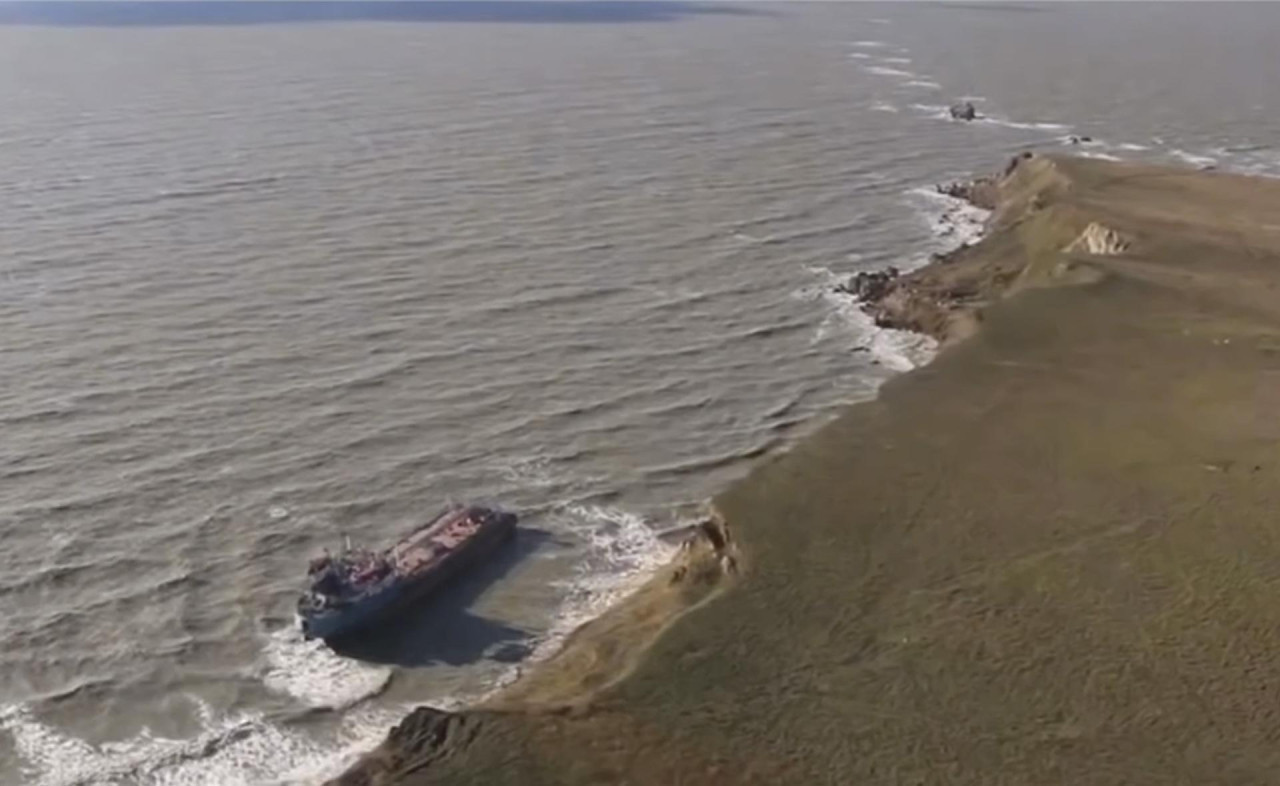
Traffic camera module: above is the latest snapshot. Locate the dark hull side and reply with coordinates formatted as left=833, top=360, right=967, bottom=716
left=301, top=514, right=516, bottom=641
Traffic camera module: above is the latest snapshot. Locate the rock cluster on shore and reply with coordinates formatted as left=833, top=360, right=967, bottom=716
left=843, top=152, right=1052, bottom=338
left=835, top=266, right=899, bottom=302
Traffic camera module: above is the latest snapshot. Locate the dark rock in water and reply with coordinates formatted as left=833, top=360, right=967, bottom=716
left=949, top=101, right=978, bottom=121
left=837, top=267, right=899, bottom=302
left=1067, top=135, right=1094, bottom=145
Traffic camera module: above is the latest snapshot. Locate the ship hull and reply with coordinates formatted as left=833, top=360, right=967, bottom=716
left=301, top=511, right=516, bottom=641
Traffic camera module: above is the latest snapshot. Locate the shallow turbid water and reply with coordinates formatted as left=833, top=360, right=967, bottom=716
left=2, top=2, right=1279, bottom=783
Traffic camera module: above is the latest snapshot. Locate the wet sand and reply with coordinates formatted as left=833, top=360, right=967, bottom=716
left=334, top=155, right=1280, bottom=784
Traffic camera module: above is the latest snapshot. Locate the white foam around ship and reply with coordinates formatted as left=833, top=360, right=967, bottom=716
left=262, top=626, right=393, bottom=710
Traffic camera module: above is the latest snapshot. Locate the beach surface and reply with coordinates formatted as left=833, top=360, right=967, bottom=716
left=334, top=154, right=1280, bottom=784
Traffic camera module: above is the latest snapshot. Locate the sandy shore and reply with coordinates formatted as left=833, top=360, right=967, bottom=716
left=333, top=154, right=1280, bottom=785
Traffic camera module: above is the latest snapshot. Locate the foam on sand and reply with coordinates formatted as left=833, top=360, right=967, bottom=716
left=1170, top=149, right=1218, bottom=168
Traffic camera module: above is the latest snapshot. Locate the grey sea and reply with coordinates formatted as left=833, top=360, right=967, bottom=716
left=2, top=2, right=1279, bottom=783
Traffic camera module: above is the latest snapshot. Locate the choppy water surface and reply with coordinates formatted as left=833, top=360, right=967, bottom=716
left=2, top=3, right=1279, bottom=783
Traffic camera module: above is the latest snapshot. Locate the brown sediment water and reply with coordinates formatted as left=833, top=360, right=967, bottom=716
left=335, top=155, right=1280, bottom=784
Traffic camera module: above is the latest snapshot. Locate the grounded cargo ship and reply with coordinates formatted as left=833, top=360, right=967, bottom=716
left=298, top=505, right=518, bottom=641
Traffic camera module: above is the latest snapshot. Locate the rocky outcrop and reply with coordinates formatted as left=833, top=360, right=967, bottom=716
left=949, top=101, right=978, bottom=121
left=331, top=708, right=488, bottom=786
left=861, top=152, right=1048, bottom=341
left=836, top=267, right=899, bottom=302
left=935, top=176, right=999, bottom=211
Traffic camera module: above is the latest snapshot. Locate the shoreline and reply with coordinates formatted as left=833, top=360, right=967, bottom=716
left=328, top=156, right=1020, bottom=783
left=334, top=153, right=1280, bottom=784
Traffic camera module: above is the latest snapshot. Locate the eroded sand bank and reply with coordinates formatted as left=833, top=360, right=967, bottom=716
left=335, top=155, right=1280, bottom=785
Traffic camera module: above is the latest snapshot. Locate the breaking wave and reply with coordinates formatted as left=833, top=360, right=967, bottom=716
left=473, top=504, right=680, bottom=697
left=0, top=698, right=401, bottom=786
left=261, top=627, right=393, bottom=710
left=865, top=65, right=915, bottom=78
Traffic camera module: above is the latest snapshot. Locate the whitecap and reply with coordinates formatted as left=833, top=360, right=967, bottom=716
left=870, top=101, right=899, bottom=113
left=1077, top=151, right=1123, bottom=161
left=881, top=56, right=912, bottom=64
left=851, top=40, right=888, bottom=48
left=496, top=454, right=563, bottom=490
left=979, top=116, right=1071, bottom=132
left=847, top=52, right=873, bottom=60
left=865, top=66, right=915, bottom=78
left=902, top=80, right=942, bottom=89
left=909, top=103, right=952, bottom=121
left=1115, top=142, right=1150, bottom=151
